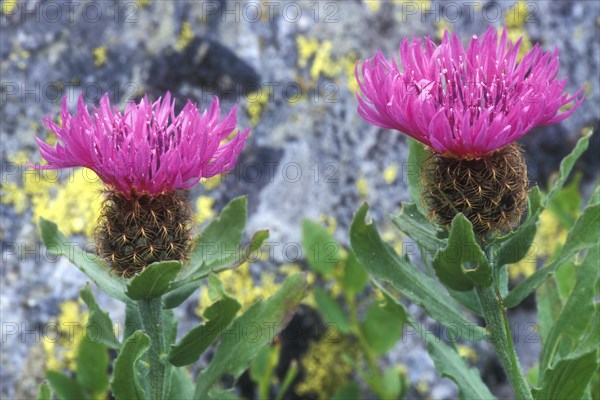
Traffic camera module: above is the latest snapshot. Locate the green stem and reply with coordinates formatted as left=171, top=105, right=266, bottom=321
left=475, top=285, right=532, bottom=400
left=347, top=294, right=385, bottom=398
left=138, top=297, right=168, bottom=400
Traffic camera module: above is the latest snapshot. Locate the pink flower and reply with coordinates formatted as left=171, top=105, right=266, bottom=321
left=356, top=27, right=584, bottom=159
left=33, top=93, right=249, bottom=197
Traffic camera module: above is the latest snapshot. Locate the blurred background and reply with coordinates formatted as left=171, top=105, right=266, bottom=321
left=1, top=0, right=598, bottom=398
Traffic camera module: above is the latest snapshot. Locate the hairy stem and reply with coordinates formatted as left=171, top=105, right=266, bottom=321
left=475, top=285, right=532, bottom=400
left=138, top=297, right=167, bottom=400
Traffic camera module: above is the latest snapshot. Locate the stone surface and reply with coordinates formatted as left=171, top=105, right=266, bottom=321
left=1, top=0, right=598, bottom=398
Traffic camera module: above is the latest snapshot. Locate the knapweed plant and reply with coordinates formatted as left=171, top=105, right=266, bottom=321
left=353, top=27, right=597, bottom=399
left=32, top=94, right=307, bottom=399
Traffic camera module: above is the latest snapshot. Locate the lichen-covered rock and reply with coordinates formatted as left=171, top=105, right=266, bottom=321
left=1, top=1, right=598, bottom=398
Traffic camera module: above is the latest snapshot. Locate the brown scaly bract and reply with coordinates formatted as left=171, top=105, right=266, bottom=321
left=422, top=143, right=528, bottom=235
left=95, top=189, right=193, bottom=277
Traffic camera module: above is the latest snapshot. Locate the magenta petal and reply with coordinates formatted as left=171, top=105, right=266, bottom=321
left=31, top=93, right=250, bottom=197
left=355, top=26, right=584, bottom=159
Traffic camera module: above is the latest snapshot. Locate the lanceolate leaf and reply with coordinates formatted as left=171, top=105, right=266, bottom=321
left=76, top=338, right=109, bottom=396
left=313, top=288, right=350, bottom=333
left=111, top=331, right=150, bottom=400
left=39, top=218, right=130, bottom=304
left=432, top=214, right=493, bottom=291
left=302, top=219, right=340, bottom=276
left=350, top=204, right=486, bottom=341
left=164, top=228, right=269, bottom=309
left=169, top=292, right=241, bottom=366
left=545, top=129, right=592, bottom=204
left=46, top=371, right=89, bottom=400
left=505, top=198, right=600, bottom=308
left=80, top=285, right=120, bottom=349
left=407, top=138, right=427, bottom=214
left=532, top=351, right=598, bottom=400
left=125, top=261, right=182, bottom=300
left=376, top=284, right=495, bottom=400
left=168, top=367, right=195, bottom=400
left=391, top=202, right=446, bottom=252
left=187, top=196, right=247, bottom=277
left=194, top=274, right=307, bottom=398
left=537, top=245, right=599, bottom=383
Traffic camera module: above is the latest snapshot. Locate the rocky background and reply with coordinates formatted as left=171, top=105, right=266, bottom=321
left=1, top=0, right=598, bottom=399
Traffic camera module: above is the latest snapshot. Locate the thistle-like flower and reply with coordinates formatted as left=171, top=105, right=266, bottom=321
left=33, top=93, right=250, bottom=275
left=356, top=27, right=583, bottom=233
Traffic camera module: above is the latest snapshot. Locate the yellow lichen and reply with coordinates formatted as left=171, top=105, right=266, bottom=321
left=195, top=196, right=216, bottom=225
left=197, top=262, right=278, bottom=314
left=457, top=344, right=478, bottom=361
left=319, top=214, right=337, bottom=236
left=245, top=87, right=272, bottom=126
left=340, top=52, right=360, bottom=93
left=364, top=0, right=381, bottom=13
left=436, top=20, right=452, bottom=40
left=43, top=300, right=89, bottom=372
left=296, top=330, right=353, bottom=398
left=1, top=153, right=103, bottom=237
left=200, top=175, right=224, bottom=190
left=503, top=0, right=532, bottom=60
left=175, top=21, right=194, bottom=51
left=297, top=36, right=321, bottom=69
left=92, top=46, right=108, bottom=67
left=509, top=209, right=567, bottom=280
left=1, top=0, right=17, bottom=15
left=356, top=176, right=369, bottom=197
left=383, top=164, right=399, bottom=184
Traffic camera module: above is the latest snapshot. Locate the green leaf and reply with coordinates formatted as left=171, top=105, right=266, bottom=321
left=381, top=367, right=405, bottom=400
left=505, top=199, right=600, bottom=308
left=39, top=218, right=130, bottom=304
left=37, top=383, right=52, bottom=400
left=313, top=288, right=350, bottom=333
left=533, top=351, right=598, bottom=400
left=124, top=303, right=143, bottom=341
left=407, top=138, right=427, bottom=213
left=125, top=261, right=182, bottom=300
left=164, top=230, right=269, bottom=309
left=545, top=129, right=592, bottom=204
left=496, top=222, right=537, bottom=266
left=535, top=276, right=563, bottom=345
left=46, top=370, right=89, bottom=400
left=302, top=220, right=340, bottom=276
left=80, top=285, right=119, bottom=349
left=194, top=273, right=307, bottom=398
left=187, top=196, right=247, bottom=277
left=331, top=382, right=361, bottom=400
left=111, top=330, right=150, bottom=400
left=554, top=262, right=576, bottom=299
left=339, top=249, right=369, bottom=296
left=76, top=338, right=109, bottom=396
left=446, top=288, right=483, bottom=316
left=538, top=245, right=599, bottom=382
left=169, top=291, right=241, bottom=366
left=432, top=214, right=492, bottom=291
left=249, top=345, right=271, bottom=384
left=427, top=339, right=497, bottom=400
left=168, top=367, right=195, bottom=400
left=361, top=299, right=407, bottom=356
left=374, top=282, right=495, bottom=400
left=391, top=203, right=446, bottom=252
left=547, top=173, right=582, bottom=228
left=350, top=204, right=486, bottom=341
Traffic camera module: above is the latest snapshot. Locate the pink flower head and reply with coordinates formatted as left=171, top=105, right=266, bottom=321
left=33, top=93, right=250, bottom=197
left=356, top=26, right=584, bottom=159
